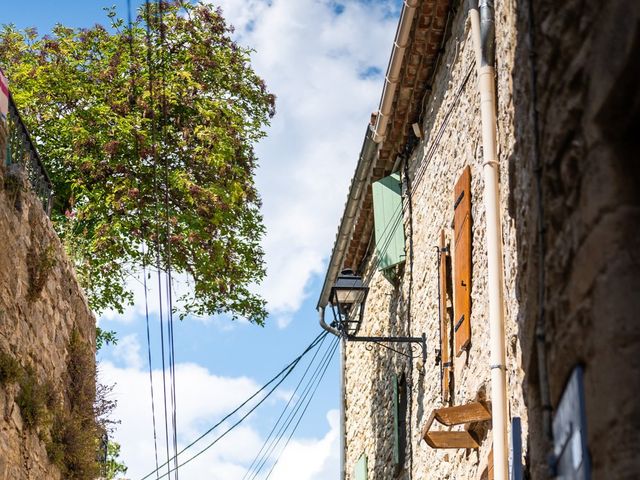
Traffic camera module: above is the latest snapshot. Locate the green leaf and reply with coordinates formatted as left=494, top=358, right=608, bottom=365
left=0, top=1, right=273, bottom=324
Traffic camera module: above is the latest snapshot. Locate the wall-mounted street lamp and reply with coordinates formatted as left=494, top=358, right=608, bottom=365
left=319, top=269, right=427, bottom=364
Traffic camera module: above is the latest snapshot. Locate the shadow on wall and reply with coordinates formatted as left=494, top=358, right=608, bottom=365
left=509, top=0, right=640, bottom=478
left=368, top=284, right=402, bottom=479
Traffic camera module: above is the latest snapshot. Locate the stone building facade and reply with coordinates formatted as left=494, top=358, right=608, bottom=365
left=0, top=114, right=96, bottom=477
left=318, top=0, right=640, bottom=479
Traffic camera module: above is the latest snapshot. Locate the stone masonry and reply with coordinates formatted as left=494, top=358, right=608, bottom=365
left=344, top=2, right=529, bottom=477
left=0, top=122, right=96, bottom=478
left=522, top=0, right=640, bottom=477
left=339, top=0, right=640, bottom=479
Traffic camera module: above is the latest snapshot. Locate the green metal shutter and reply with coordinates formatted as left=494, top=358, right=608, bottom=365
left=393, top=374, right=400, bottom=467
left=354, top=454, right=368, bottom=480
left=372, top=173, right=405, bottom=271
left=392, top=373, right=406, bottom=475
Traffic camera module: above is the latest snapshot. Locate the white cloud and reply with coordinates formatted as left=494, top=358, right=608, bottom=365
left=99, top=1, right=399, bottom=326
left=276, top=314, right=293, bottom=329
left=213, top=0, right=399, bottom=317
left=99, top=357, right=340, bottom=480
left=112, top=334, right=144, bottom=370
left=270, top=410, right=340, bottom=480
left=97, top=3, right=400, bottom=476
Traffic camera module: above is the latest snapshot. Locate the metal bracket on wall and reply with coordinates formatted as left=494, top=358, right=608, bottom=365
left=345, top=333, right=427, bottom=366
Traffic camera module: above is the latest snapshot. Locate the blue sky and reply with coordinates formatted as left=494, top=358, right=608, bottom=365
left=3, top=1, right=401, bottom=478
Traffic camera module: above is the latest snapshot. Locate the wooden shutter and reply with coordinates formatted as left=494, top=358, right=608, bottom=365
left=354, top=454, right=368, bottom=480
left=453, top=166, right=472, bottom=356
left=439, top=230, right=452, bottom=402
left=372, top=173, right=405, bottom=272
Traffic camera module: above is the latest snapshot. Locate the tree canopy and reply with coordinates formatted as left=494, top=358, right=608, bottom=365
left=0, top=1, right=275, bottom=323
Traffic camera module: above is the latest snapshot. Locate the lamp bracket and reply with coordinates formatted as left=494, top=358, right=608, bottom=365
left=345, top=333, right=427, bottom=365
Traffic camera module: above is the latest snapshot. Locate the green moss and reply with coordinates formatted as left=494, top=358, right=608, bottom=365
left=28, top=242, right=57, bottom=300
left=15, top=365, right=53, bottom=429
left=0, top=334, right=101, bottom=480
left=0, top=350, right=21, bottom=383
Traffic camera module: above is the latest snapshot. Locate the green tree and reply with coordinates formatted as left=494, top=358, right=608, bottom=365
left=0, top=1, right=275, bottom=323
left=103, top=441, right=128, bottom=480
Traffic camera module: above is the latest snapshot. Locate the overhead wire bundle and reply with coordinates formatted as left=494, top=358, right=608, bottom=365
left=126, top=0, right=163, bottom=476
left=125, top=2, right=340, bottom=478
left=126, top=0, right=179, bottom=478
left=243, top=335, right=339, bottom=480
left=138, top=330, right=334, bottom=480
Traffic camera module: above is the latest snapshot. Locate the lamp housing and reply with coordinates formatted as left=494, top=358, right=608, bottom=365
left=329, top=269, right=368, bottom=335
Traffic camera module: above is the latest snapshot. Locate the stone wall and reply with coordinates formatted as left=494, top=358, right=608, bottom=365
left=343, top=0, right=640, bottom=478
left=343, top=1, right=532, bottom=478
left=0, top=122, right=96, bottom=479
left=524, top=0, right=640, bottom=478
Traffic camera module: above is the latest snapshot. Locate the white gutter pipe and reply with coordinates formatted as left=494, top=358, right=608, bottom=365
left=318, top=0, right=420, bottom=309
left=317, top=127, right=377, bottom=311
left=318, top=3, right=420, bottom=478
left=469, top=1, right=509, bottom=479
left=372, top=0, right=419, bottom=143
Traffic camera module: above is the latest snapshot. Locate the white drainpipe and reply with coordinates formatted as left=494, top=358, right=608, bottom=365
left=469, top=1, right=509, bottom=479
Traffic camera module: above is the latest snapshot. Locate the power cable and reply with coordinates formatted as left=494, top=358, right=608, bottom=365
left=247, top=337, right=339, bottom=480
left=127, top=0, right=160, bottom=475
left=154, top=1, right=179, bottom=477
left=144, top=1, right=173, bottom=478
left=248, top=338, right=338, bottom=480
left=143, top=335, right=329, bottom=480
left=240, top=332, right=330, bottom=480
left=263, top=339, right=340, bottom=480
left=244, top=337, right=336, bottom=479
left=138, top=331, right=329, bottom=480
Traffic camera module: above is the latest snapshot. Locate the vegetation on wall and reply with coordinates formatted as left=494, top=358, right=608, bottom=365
left=0, top=329, right=113, bottom=479
left=0, top=350, right=21, bottom=383
left=27, top=242, right=57, bottom=300
left=49, top=328, right=100, bottom=479
left=0, top=0, right=275, bottom=323
left=15, top=365, right=55, bottom=429
left=0, top=351, right=55, bottom=430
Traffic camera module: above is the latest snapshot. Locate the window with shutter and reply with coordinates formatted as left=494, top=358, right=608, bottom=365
left=438, top=230, right=452, bottom=403
left=393, top=373, right=407, bottom=475
left=354, top=454, right=368, bottom=480
left=453, top=166, right=472, bottom=356
left=372, top=173, right=405, bottom=273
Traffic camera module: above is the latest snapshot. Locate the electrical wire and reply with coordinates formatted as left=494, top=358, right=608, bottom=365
left=247, top=337, right=339, bottom=480
left=141, top=332, right=329, bottom=480
left=252, top=338, right=339, bottom=479
left=244, top=337, right=337, bottom=479
left=240, top=333, right=330, bottom=480
left=154, top=1, right=179, bottom=477
left=138, top=331, right=329, bottom=480
left=263, top=339, right=339, bottom=480
left=127, top=0, right=160, bottom=475
left=143, top=1, right=173, bottom=478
